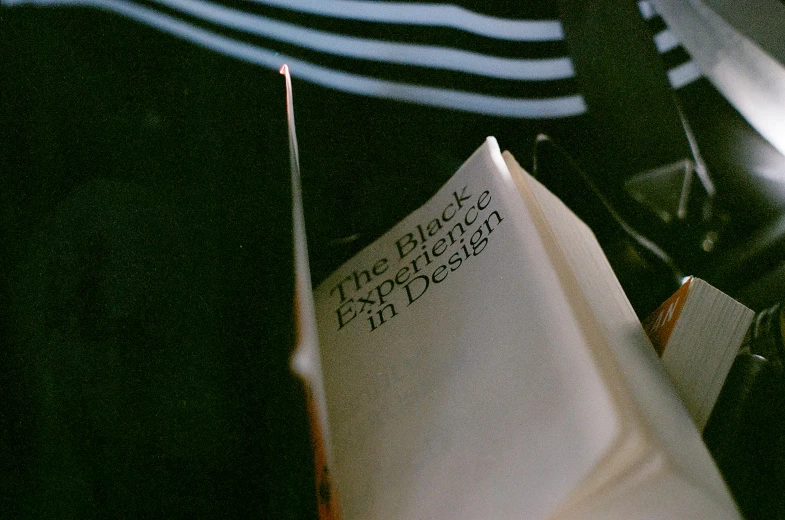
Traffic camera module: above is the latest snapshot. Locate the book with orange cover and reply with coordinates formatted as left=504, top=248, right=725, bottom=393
left=643, top=277, right=754, bottom=430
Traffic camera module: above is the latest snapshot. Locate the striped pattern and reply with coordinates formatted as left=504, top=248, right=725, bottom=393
left=639, top=0, right=702, bottom=89
left=1, top=0, right=701, bottom=118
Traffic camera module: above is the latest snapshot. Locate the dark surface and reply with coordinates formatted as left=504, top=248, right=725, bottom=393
left=3, top=4, right=785, bottom=519
left=705, top=354, right=785, bottom=520
left=1, top=11, right=315, bottom=518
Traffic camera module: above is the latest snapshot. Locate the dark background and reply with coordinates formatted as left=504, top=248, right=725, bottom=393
left=1, top=10, right=315, bottom=518
left=3, top=4, right=785, bottom=518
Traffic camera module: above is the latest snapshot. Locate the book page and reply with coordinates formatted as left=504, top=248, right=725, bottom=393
left=313, top=138, right=620, bottom=520
left=504, top=154, right=738, bottom=514
left=659, top=279, right=754, bottom=430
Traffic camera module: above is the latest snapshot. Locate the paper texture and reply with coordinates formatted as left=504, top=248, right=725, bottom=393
left=313, top=139, right=619, bottom=520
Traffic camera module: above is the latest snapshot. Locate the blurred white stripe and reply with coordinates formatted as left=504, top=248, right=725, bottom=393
left=638, top=0, right=656, bottom=20
left=667, top=61, right=701, bottom=88
left=248, top=0, right=565, bottom=42
left=150, top=0, right=576, bottom=80
left=2, top=0, right=587, bottom=117
left=653, top=29, right=680, bottom=53
left=1, top=0, right=700, bottom=111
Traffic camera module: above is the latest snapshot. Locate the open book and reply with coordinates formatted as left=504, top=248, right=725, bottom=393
left=284, top=67, right=739, bottom=520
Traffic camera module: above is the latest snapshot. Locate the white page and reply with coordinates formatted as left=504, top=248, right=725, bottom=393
left=509, top=156, right=739, bottom=514
left=313, top=138, right=620, bottom=520
left=661, top=279, right=754, bottom=430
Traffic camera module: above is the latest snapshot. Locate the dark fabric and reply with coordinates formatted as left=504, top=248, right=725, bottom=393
left=1, top=10, right=316, bottom=518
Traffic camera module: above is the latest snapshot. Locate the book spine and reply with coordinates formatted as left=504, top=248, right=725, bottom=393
left=281, top=64, right=341, bottom=520
left=302, top=382, right=341, bottom=520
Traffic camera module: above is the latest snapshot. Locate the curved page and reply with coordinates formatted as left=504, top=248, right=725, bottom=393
left=313, top=138, right=619, bottom=520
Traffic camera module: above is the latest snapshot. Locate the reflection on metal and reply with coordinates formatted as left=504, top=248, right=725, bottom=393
left=678, top=101, right=715, bottom=197
left=625, top=159, right=695, bottom=222
left=654, top=0, right=785, bottom=157
left=624, top=97, right=715, bottom=223
left=624, top=152, right=716, bottom=224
